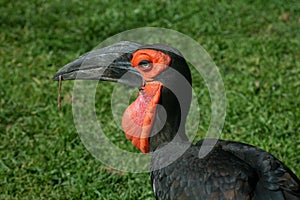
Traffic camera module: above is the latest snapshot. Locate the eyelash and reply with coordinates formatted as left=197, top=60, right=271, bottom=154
left=138, top=60, right=153, bottom=71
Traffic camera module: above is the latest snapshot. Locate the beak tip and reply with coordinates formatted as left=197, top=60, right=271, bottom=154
left=52, top=73, right=62, bottom=81
left=52, top=72, right=65, bottom=81
left=52, top=75, right=58, bottom=81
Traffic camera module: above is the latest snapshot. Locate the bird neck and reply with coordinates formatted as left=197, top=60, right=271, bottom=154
left=149, top=86, right=190, bottom=152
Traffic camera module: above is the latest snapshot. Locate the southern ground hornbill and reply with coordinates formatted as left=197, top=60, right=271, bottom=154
left=53, top=41, right=300, bottom=199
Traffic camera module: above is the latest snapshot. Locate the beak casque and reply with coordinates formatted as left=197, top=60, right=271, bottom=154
left=53, top=41, right=144, bottom=88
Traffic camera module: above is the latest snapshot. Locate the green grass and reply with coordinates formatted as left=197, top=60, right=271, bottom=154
left=1, top=0, right=299, bottom=199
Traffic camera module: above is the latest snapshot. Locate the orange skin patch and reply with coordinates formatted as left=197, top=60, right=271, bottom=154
left=122, top=82, right=162, bottom=153
left=122, top=49, right=171, bottom=153
left=131, top=49, right=171, bottom=81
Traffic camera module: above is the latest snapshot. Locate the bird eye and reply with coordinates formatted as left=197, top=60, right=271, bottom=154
left=138, top=60, right=152, bottom=71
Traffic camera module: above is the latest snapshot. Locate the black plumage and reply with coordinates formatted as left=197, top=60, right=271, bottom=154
left=150, top=139, right=300, bottom=199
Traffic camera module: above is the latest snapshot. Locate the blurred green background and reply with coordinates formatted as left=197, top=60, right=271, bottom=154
left=0, top=0, right=299, bottom=199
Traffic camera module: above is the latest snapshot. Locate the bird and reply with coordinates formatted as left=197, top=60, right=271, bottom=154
left=53, top=41, right=300, bottom=200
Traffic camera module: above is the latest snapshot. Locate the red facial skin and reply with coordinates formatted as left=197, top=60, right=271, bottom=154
left=131, top=49, right=171, bottom=81
left=122, top=49, right=171, bottom=153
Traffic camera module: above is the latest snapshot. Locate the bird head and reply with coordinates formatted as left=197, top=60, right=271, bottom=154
left=53, top=41, right=192, bottom=153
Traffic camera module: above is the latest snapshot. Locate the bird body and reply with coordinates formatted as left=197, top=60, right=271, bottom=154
left=54, top=41, right=300, bottom=200
left=151, top=139, right=300, bottom=199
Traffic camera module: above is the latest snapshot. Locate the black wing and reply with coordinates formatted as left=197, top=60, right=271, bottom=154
left=218, top=139, right=300, bottom=200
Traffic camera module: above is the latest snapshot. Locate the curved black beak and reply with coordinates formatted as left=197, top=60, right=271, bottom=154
left=53, top=41, right=143, bottom=88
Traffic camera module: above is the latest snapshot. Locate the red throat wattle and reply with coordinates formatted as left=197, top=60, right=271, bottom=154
left=122, top=82, right=162, bottom=153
